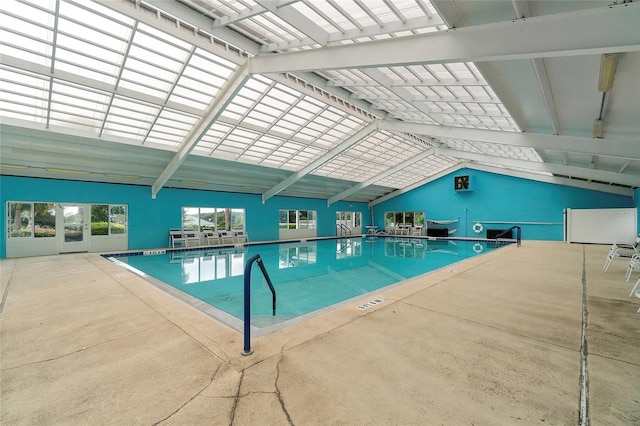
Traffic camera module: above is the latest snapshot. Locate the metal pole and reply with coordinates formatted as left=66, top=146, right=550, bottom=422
left=242, top=253, right=261, bottom=356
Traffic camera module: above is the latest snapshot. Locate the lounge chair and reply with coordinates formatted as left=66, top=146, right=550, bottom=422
left=218, top=230, right=234, bottom=245
left=234, top=230, right=248, bottom=244
left=169, top=228, right=186, bottom=248
left=603, top=236, right=640, bottom=272
left=625, top=253, right=640, bottom=282
left=629, top=277, right=640, bottom=298
left=183, top=230, right=200, bottom=247
left=203, top=230, right=217, bottom=245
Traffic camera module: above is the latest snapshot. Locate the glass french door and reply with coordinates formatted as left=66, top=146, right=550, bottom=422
left=58, top=204, right=89, bottom=253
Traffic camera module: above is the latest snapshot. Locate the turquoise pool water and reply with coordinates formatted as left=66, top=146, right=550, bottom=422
left=113, top=237, right=500, bottom=332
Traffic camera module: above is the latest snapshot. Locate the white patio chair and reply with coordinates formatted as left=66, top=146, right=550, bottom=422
left=169, top=228, right=186, bottom=248
left=603, top=236, right=640, bottom=272
left=233, top=230, right=248, bottom=244
left=183, top=230, right=200, bottom=247
left=218, top=230, right=234, bottom=245
left=625, top=253, right=640, bottom=282
left=203, top=230, right=217, bottom=245
left=629, top=277, right=640, bottom=298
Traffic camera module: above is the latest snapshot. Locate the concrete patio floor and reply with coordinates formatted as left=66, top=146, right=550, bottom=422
left=1, top=241, right=638, bottom=425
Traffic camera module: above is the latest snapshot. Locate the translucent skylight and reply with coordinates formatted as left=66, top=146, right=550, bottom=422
left=0, top=0, right=559, bottom=202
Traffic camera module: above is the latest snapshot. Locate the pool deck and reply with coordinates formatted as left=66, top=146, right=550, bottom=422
left=1, top=241, right=639, bottom=425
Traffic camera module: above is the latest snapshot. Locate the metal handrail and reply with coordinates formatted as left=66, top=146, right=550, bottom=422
left=496, top=226, right=521, bottom=247
left=242, top=253, right=276, bottom=356
left=337, top=223, right=352, bottom=237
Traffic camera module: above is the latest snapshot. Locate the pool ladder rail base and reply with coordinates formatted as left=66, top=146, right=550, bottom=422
left=242, top=253, right=276, bottom=356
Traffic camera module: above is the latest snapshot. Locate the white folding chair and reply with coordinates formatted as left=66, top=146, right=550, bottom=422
left=169, top=229, right=186, bottom=248
left=233, top=231, right=248, bottom=244
left=604, top=236, right=640, bottom=272
left=203, top=230, right=217, bottom=245
left=629, top=277, right=640, bottom=298
left=218, top=230, right=234, bottom=245
left=625, top=253, right=640, bottom=282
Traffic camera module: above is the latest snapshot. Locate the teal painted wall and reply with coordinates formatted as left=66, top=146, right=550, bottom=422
left=0, top=176, right=370, bottom=259
left=372, top=169, right=634, bottom=241
left=1, top=171, right=635, bottom=258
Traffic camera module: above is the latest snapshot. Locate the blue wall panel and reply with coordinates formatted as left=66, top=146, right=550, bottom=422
left=372, top=169, right=634, bottom=241
left=1, top=170, right=634, bottom=258
left=0, top=176, right=370, bottom=258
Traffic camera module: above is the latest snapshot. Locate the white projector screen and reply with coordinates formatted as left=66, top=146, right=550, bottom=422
left=565, top=208, right=637, bottom=244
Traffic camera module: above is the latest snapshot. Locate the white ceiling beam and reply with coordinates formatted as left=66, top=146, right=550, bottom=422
left=531, top=58, right=561, bottom=134
left=96, top=0, right=258, bottom=59
left=467, top=163, right=633, bottom=197
left=151, top=65, right=251, bottom=198
left=434, top=147, right=640, bottom=188
left=255, top=1, right=328, bottom=46
left=508, top=1, right=561, bottom=135
left=261, top=121, right=378, bottom=203
left=259, top=15, right=445, bottom=52
left=379, top=121, right=640, bottom=160
left=327, top=148, right=436, bottom=206
left=249, top=3, right=640, bottom=74
left=328, top=78, right=485, bottom=88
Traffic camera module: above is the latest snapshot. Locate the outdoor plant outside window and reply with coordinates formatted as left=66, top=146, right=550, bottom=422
left=336, top=211, right=361, bottom=227
left=385, top=211, right=425, bottom=227
left=91, top=204, right=127, bottom=235
left=279, top=210, right=317, bottom=229
left=7, top=202, right=56, bottom=238
left=182, top=207, right=245, bottom=231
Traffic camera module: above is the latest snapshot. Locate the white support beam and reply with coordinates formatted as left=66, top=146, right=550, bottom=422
left=256, top=1, right=328, bottom=46
left=96, top=0, right=258, bottom=60
left=151, top=64, right=250, bottom=198
left=259, top=15, right=445, bottom=52
left=327, top=148, right=436, bottom=206
left=508, top=1, right=561, bottom=135
left=434, top=147, right=640, bottom=188
left=531, top=58, right=561, bottom=134
left=368, top=159, right=633, bottom=207
left=379, top=121, right=640, bottom=160
left=467, top=163, right=633, bottom=197
left=249, top=3, right=640, bottom=74
left=261, top=122, right=378, bottom=203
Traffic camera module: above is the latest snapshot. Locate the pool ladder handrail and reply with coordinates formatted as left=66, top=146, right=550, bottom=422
left=337, top=223, right=352, bottom=237
left=242, top=253, right=276, bottom=356
left=495, top=226, right=521, bottom=247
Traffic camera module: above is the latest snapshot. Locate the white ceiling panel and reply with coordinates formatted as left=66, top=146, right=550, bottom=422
left=1, top=0, right=638, bottom=202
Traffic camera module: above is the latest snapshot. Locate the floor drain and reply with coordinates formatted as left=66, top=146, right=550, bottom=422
left=357, top=297, right=387, bottom=310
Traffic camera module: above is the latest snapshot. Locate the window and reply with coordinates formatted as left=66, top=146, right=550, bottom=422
left=279, top=209, right=317, bottom=229
left=183, top=207, right=245, bottom=232
left=110, top=205, right=127, bottom=234
left=336, top=211, right=361, bottom=228
left=279, top=243, right=317, bottom=268
left=8, top=202, right=56, bottom=238
left=91, top=204, right=127, bottom=235
left=385, top=211, right=425, bottom=227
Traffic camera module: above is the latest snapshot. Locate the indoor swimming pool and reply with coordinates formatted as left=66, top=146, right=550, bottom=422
left=110, top=237, right=504, bottom=333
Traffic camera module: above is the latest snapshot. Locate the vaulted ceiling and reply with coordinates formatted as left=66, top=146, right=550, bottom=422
left=1, top=0, right=639, bottom=204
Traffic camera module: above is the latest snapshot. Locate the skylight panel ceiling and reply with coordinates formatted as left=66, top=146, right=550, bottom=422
left=0, top=67, right=49, bottom=123
left=438, top=137, right=543, bottom=163
left=48, top=81, right=110, bottom=132
left=312, top=131, right=424, bottom=182
left=208, top=74, right=369, bottom=170
left=378, top=155, right=458, bottom=189
left=3, top=0, right=635, bottom=201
